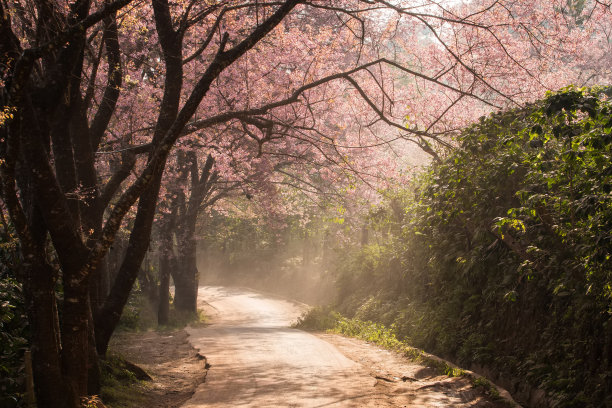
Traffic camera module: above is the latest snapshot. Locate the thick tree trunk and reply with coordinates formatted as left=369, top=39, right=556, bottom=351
left=89, top=261, right=109, bottom=314
left=172, top=262, right=198, bottom=313
left=171, top=154, right=215, bottom=314
left=22, top=261, right=68, bottom=408
left=87, top=302, right=101, bottom=396
left=61, top=276, right=91, bottom=406
left=173, top=219, right=199, bottom=313
left=11, top=127, right=74, bottom=407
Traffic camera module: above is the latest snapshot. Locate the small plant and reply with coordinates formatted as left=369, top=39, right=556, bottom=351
left=292, top=306, right=339, bottom=331
left=473, top=377, right=501, bottom=399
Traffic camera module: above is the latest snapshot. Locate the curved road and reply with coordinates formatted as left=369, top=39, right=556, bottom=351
left=181, top=286, right=504, bottom=407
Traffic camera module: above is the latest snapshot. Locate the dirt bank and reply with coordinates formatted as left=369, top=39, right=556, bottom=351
left=108, top=329, right=208, bottom=407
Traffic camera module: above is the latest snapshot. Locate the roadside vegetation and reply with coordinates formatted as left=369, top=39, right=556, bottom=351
left=0, top=223, right=28, bottom=407
left=0, top=257, right=202, bottom=408
left=293, top=308, right=506, bottom=402
left=0, top=276, right=28, bottom=407
left=297, top=87, right=612, bottom=407
left=99, top=354, right=149, bottom=408
left=294, top=308, right=467, bottom=377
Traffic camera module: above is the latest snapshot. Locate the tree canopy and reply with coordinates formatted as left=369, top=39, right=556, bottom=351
left=0, top=0, right=611, bottom=406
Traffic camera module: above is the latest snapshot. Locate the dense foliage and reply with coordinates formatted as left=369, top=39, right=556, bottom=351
left=0, top=277, right=28, bottom=407
left=0, top=228, right=28, bottom=407
left=198, top=205, right=345, bottom=304
left=334, top=87, right=612, bottom=407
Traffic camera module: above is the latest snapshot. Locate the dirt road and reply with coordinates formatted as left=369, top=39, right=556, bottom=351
left=181, top=286, right=505, bottom=407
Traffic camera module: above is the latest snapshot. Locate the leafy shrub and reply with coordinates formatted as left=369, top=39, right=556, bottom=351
left=334, top=87, right=612, bottom=407
left=292, top=306, right=339, bottom=331
left=298, top=309, right=469, bottom=379
left=333, top=317, right=402, bottom=349
left=0, top=277, right=28, bottom=407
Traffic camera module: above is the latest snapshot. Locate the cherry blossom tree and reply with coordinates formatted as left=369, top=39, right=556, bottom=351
left=1, top=0, right=610, bottom=406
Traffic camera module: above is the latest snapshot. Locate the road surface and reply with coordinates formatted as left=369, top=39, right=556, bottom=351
left=181, top=286, right=504, bottom=407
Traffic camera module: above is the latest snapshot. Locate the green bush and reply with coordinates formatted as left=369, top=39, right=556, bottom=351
left=0, top=276, right=28, bottom=407
left=292, top=306, right=339, bottom=331
left=334, top=87, right=612, bottom=407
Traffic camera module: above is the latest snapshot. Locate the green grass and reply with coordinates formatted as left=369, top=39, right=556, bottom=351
left=294, top=308, right=465, bottom=376
left=295, top=307, right=515, bottom=406
left=99, top=353, right=148, bottom=408
left=331, top=316, right=466, bottom=377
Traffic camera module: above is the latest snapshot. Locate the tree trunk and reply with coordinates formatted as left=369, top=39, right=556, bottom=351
left=173, top=223, right=198, bottom=313
left=87, top=315, right=101, bottom=396
left=157, top=198, right=179, bottom=325
left=94, top=183, right=159, bottom=355
left=22, top=260, right=68, bottom=408
left=13, top=151, right=69, bottom=407
left=158, top=251, right=171, bottom=325
left=171, top=154, right=215, bottom=314
left=61, top=276, right=91, bottom=406
left=89, top=261, right=109, bottom=315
